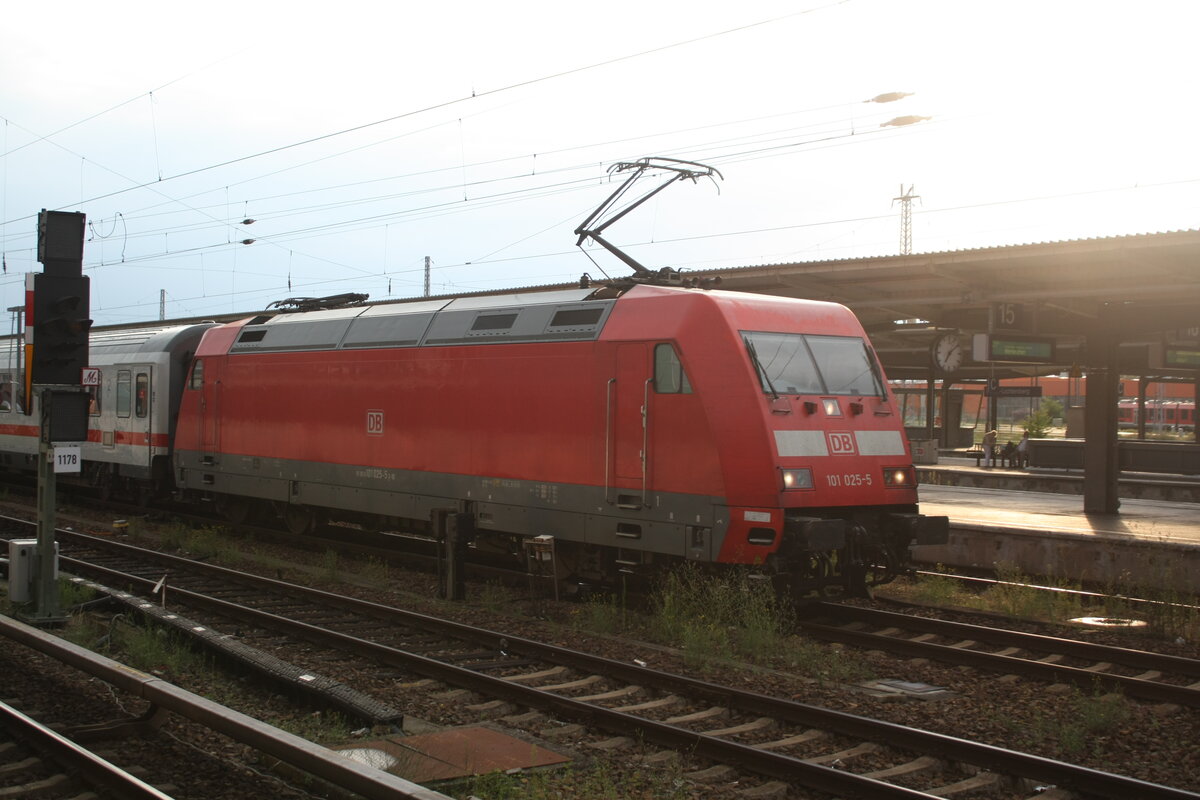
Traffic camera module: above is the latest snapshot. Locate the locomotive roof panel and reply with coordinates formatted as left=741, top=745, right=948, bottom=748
left=442, top=288, right=597, bottom=310
left=232, top=318, right=355, bottom=353
left=224, top=288, right=614, bottom=354
left=340, top=299, right=451, bottom=349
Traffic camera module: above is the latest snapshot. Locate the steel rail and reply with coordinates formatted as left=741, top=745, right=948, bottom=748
left=805, top=604, right=1200, bottom=706
left=813, top=603, right=1200, bottom=676
left=0, top=613, right=452, bottom=800
left=0, top=696, right=175, bottom=800
left=58, top=531, right=1200, bottom=800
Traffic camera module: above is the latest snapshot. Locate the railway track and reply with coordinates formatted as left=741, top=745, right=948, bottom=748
left=0, top=695, right=173, bottom=800
left=18, top=522, right=1197, bottom=799
left=800, top=603, right=1200, bottom=708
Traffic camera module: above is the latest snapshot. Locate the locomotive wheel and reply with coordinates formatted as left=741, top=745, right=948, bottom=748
left=285, top=504, right=318, bottom=535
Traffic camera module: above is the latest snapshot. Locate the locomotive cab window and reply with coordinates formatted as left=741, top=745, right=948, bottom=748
left=116, top=371, right=131, bottom=418
left=806, top=335, right=885, bottom=397
left=188, top=359, right=204, bottom=390
left=654, top=343, right=692, bottom=394
left=743, top=331, right=883, bottom=397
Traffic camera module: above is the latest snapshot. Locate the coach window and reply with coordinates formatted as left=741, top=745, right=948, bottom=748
left=188, top=359, right=204, bottom=390
left=87, top=383, right=101, bottom=416
left=116, top=371, right=132, bottom=418
left=0, top=374, right=10, bottom=412
left=135, top=373, right=149, bottom=418
left=654, top=343, right=692, bottom=394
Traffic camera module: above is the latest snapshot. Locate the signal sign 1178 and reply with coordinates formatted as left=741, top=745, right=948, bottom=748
left=53, top=446, right=81, bottom=473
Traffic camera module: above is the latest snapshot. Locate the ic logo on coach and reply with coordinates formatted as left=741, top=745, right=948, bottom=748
left=366, top=410, right=385, bottom=437
left=827, top=431, right=855, bottom=455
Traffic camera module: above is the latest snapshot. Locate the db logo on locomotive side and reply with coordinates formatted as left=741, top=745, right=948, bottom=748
left=366, top=410, right=385, bottom=436
left=827, top=431, right=856, bottom=455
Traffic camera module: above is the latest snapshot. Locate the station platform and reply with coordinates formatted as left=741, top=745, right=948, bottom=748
left=919, top=457, right=1200, bottom=503
left=913, top=464, right=1200, bottom=593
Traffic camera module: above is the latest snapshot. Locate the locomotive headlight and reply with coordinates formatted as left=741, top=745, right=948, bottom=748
left=780, top=468, right=814, bottom=490
left=883, top=466, right=916, bottom=487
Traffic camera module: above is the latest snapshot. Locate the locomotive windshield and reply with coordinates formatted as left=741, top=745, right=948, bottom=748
left=742, top=332, right=884, bottom=397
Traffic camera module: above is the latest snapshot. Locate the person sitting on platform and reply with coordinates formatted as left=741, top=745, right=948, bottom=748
left=1000, top=441, right=1018, bottom=468
left=1016, top=430, right=1031, bottom=468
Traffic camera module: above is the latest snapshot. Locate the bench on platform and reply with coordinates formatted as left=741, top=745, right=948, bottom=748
left=972, top=443, right=1025, bottom=468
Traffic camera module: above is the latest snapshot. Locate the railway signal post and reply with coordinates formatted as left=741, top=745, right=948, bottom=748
left=22, top=210, right=91, bottom=626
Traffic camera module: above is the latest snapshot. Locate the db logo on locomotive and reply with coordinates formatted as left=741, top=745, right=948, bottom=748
left=827, top=431, right=856, bottom=455
left=366, top=410, right=385, bottom=436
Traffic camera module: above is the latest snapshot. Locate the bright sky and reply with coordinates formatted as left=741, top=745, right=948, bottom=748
left=2, top=0, right=1196, bottom=325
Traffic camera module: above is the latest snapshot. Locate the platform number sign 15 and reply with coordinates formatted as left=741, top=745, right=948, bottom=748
left=366, top=409, right=385, bottom=437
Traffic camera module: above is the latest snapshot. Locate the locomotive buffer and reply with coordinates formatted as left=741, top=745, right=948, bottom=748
left=19, top=210, right=92, bottom=625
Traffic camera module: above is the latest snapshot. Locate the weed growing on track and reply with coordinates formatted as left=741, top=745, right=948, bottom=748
left=1013, top=687, right=1131, bottom=758
left=650, top=565, right=789, bottom=670
left=468, top=758, right=688, bottom=799
left=124, top=625, right=200, bottom=674
left=901, top=562, right=1199, bottom=642
left=160, top=522, right=188, bottom=551
left=272, top=709, right=353, bottom=745
left=566, top=565, right=872, bottom=681
left=60, top=610, right=108, bottom=650
left=901, top=564, right=1088, bottom=621
left=577, top=593, right=626, bottom=636
left=187, top=526, right=237, bottom=563
left=81, top=619, right=215, bottom=678
left=782, top=638, right=873, bottom=685
left=1102, top=553, right=1199, bottom=641
left=985, top=563, right=1084, bottom=622
left=59, top=578, right=97, bottom=610
left=906, top=566, right=965, bottom=606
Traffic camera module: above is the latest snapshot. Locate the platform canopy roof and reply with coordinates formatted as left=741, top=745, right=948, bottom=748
left=699, top=229, right=1200, bottom=381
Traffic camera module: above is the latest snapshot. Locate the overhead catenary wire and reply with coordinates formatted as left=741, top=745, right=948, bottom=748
left=0, top=3, right=838, bottom=228
left=0, top=3, right=867, bottom=300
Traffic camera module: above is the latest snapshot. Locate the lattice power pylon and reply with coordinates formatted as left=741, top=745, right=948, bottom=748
left=892, top=184, right=920, bottom=255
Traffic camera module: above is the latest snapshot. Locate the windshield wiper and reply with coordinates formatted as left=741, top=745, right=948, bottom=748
left=745, top=339, right=780, bottom=401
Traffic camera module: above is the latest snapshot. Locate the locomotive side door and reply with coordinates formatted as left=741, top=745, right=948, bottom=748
left=193, top=358, right=220, bottom=452
left=610, top=343, right=649, bottom=507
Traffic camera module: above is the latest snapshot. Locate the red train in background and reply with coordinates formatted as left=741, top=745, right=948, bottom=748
left=0, top=283, right=948, bottom=598
left=1117, top=400, right=1195, bottom=431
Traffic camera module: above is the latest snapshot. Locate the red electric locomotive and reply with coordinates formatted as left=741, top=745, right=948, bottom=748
left=172, top=283, right=947, bottom=597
